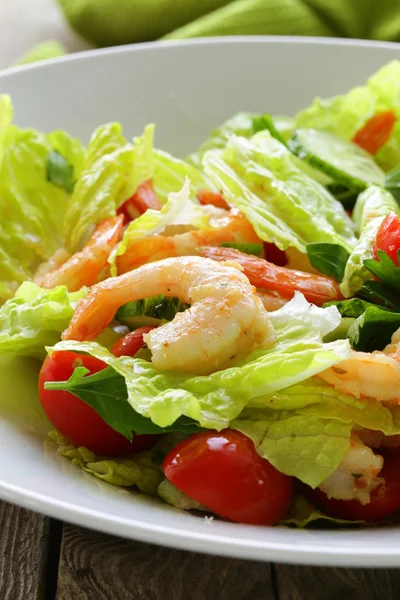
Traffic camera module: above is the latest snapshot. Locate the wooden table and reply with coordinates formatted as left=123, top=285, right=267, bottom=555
left=2, top=2, right=400, bottom=598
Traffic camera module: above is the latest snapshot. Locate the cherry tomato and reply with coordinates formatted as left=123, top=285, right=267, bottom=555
left=373, top=211, right=400, bottom=266
left=197, top=189, right=229, bottom=210
left=263, top=242, right=288, bottom=267
left=309, top=451, right=400, bottom=522
left=352, top=110, right=396, bottom=155
left=163, top=429, right=294, bottom=525
left=39, top=351, right=157, bottom=456
left=199, top=246, right=343, bottom=306
left=118, top=179, right=161, bottom=223
left=111, top=326, right=157, bottom=358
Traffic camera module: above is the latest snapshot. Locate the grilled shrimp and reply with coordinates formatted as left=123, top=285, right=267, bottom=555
left=115, top=213, right=260, bottom=274
left=318, top=435, right=384, bottom=505
left=39, top=215, right=124, bottom=292
left=63, top=256, right=275, bottom=375
left=318, top=327, right=400, bottom=403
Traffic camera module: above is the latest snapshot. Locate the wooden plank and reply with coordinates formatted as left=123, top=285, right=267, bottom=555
left=0, top=501, right=51, bottom=600
left=56, top=524, right=275, bottom=600
left=274, top=564, right=400, bottom=600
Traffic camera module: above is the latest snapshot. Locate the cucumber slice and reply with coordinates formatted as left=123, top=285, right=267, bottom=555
left=289, top=129, right=385, bottom=190
left=116, top=295, right=189, bottom=330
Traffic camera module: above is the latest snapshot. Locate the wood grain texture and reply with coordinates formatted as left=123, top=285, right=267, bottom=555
left=274, top=564, right=400, bottom=600
left=56, top=524, right=274, bottom=600
left=0, top=501, right=50, bottom=600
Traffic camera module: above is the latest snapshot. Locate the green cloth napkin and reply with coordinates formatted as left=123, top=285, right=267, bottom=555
left=56, top=0, right=400, bottom=47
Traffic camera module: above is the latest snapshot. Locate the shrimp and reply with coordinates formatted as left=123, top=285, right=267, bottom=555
left=115, top=213, right=260, bottom=274
left=199, top=246, right=343, bottom=306
left=317, top=327, right=400, bottom=403
left=63, top=256, right=276, bottom=375
left=318, top=435, right=384, bottom=505
left=39, top=215, right=124, bottom=292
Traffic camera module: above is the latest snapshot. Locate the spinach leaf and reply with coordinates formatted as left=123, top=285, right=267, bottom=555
left=46, top=150, right=75, bottom=193
left=348, top=306, right=400, bottom=352
left=323, top=297, right=386, bottom=319
left=306, top=243, right=350, bottom=281
left=44, top=366, right=202, bottom=439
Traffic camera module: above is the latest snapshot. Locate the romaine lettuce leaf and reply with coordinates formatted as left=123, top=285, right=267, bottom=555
left=63, top=123, right=134, bottom=252
left=231, top=408, right=352, bottom=488
left=0, top=282, right=86, bottom=359
left=295, top=61, right=400, bottom=171
left=0, top=117, right=78, bottom=300
left=188, top=112, right=256, bottom=168
left=203, top=131, right=356, bottom=253
left=110, top=178, right=208, bottom=274
left=49, top=431, right=163, bottom=493
left=122, top=124, right=215, bottom=206
left=48, top=293, right=350, bottom=430
left=341, top=186, right=400, bottom=297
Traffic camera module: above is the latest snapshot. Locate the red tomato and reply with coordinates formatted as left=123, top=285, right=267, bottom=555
left=263, top=242, right=288, bottom=267
left=118, top=179, right=161, bottom=223
left=199, top=246, right=343, bottom=306
left=111, top=326, right=156, bottom=358
left=163, top=429, right=294, bottom=525
left=197, top=189, right=229, bottom=210
left=39, top=351, right=157, bottom=456
left=309, top=451, right=400, bottom=522
left=352, top=110, right=396, bottom=155
left=373, top=211, right=400, bottom=266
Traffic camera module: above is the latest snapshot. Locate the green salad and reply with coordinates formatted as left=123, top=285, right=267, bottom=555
left=3, top=61, right=400, bottom=527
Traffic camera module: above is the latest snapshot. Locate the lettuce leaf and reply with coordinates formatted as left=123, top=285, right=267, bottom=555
left=231, top=408, right=352, bottom=488
left=188, top=112, right=256, bottom=169
left=49, top=431, right=163, bottom=493
left=280, top=495, right=366, bottom=528
left=0, top=282, right=86, bottom=359
left=110, top=178, right=208, bottom=274
left=341, top=186, right=400, bottom=297
left=48, top=293, right=350, bottom=430
left=0, top=117, right=78, bottom=300
left=296, top=61, right=400, bottom=171
left=203, top=131, right=356, bottom=253
left=63, top=123, right=133, bottom=252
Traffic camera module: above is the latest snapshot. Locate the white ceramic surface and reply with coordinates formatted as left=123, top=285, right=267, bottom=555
left=1, top=37, right=400, bottom=567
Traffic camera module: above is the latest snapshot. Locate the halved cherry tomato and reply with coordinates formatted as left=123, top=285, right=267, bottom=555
left=308, top=451, right=400, bottom=522
left=39, top=333, right=158, bottom=455
left=118, top=179, right=161, bottom=223
left=373, top=211, right=400, bottom=266
left=111, top=326, right=157, bottom=357
left=197, top=189, right=229, bottom=210
left=199, top=246, right=343, bottom=306
left=352, top=110, right=396, bottom=155
left=263, top=242, right=288, bottom=267
left=163, top=429, right=294, bottom=525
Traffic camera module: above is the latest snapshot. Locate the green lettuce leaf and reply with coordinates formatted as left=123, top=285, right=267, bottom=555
left=122, top=124, right=214, bottom=205
left=232, top=377, right=400, bottom=488
left=280, top=495, right=366, bottom=528
left=0, top=114, right=79, bottom=300
left=158, top=479, right=202, bottom=510
left=63, top=123, right=133, bottom=252
left=48, top=293, right=350, bottom=430
left=110, top=178, right=208, bottom=274
left=232, top=408, right=352, bottom=488
left=0, top=282, right=86, bottom=358
left=341, top=186, right=400, bottom=297
left=49, top=431, right=163, bottom=494
left=46, top=130, right=85, bottom=183
left=203, top=131, right=356, bottom=253
left=295, top=61, right=400, bottom=171
left=188, top=112, right=256, bottom=169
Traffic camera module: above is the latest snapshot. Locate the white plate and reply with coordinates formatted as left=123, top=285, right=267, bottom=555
left=1, top=37, right=400, bottom=567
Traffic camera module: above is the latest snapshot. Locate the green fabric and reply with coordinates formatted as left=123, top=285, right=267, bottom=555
left=14, top=41, right=67, bottom=66
left=54, top=0, right=400, bottom=47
